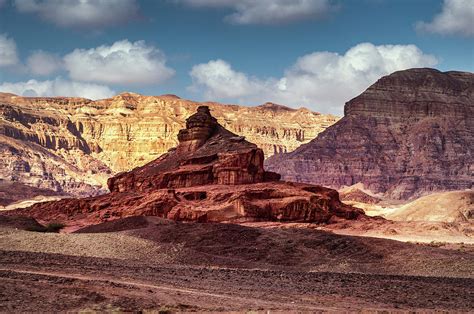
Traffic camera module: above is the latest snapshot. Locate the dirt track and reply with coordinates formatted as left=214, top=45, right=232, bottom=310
left=1, top=250, right=473, bottom=312
left=1, top=217, right=473, bottom=312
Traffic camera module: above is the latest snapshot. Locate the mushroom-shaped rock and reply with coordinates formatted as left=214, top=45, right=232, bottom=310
left=7, top=106, right=364, bottom=227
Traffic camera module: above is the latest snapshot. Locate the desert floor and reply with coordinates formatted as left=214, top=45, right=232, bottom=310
left=1, top=216, right=473, bottom=312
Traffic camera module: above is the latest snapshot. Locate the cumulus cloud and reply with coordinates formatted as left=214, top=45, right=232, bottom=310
left=416, top=0, right=474, bottom=37
left=189, top=43, right=438, bottom=114
left=0, top=78, right=115, bottom=99
left=189, top=59, right=267, bottom=98
left=26, top=50, right=63, bottom=76
left=177, top=0, right=334, bottom=25
left=0, top=34, right=19, bottom=67
left=14, top=0, right=139, bottom=29
left=63, top=39, right=175, bottom=85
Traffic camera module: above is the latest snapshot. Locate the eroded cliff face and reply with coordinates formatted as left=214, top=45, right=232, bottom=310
left=0, top=92, right=337, bottom=198
left=107, top=105, right=280, bottom=193
left=266, top=68, right=474, bottom=200
left=7, top=106, right=361, bottom=227
left=75, top=95, right=337, bottom=172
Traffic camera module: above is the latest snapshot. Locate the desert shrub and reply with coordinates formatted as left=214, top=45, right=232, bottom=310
left=45, top=222, right=65, bottom=232
left=25, top=225, right=47, bottom=232
left=26, top=222, right=65, bottom=233
left=158, top=307, right=173, bottom=314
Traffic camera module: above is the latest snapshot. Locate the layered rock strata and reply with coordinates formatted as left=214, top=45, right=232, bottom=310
left=108, top=106, right=279, bottom=192
left=0, top=92, right=337, bottom=198
left=266, top=68, right=474, bottom=200
left=7, top=106, right=361, bottom=227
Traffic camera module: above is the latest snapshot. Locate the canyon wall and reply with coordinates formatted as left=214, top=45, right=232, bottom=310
left=8, top=106, right=361, bottom=227
left=0, top=92, right=337, bottom=198
left=266, top=68, right=473, bottom=200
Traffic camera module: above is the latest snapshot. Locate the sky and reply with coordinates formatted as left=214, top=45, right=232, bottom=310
left=0, top=0, right=473, bottom=115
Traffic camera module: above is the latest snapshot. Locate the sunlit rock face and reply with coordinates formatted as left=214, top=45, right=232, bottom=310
left=6, top=106, right=362, bottom=227
left=107, top=105, right=280, bottom=193
left=266, top=68, right=474, bottom=200
left=0, top=92, right=338, bottom=198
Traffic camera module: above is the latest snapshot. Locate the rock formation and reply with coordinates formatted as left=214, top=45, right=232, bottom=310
left=0, top=179, right=64, bottom=207
left=339, top=188, right=382, bottom=205
left=0, top=92, right=337, bottom=198
left=382, top=190, right=474, bottom=223
left=266, top=68, right=473, bottom=200
left=6, top=106, right=362, bottom=228
left=108, top=106, right=280, bottom=192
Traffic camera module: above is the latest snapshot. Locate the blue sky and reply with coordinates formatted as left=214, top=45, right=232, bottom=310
left=0, top=0, right=473, bottom=114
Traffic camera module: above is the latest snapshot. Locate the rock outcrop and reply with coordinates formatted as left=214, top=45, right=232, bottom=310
left=266, top=68, right=473, bottom=200
left=339, top=188, right=382, bottom=205
left=108, top=106, right=280, bottom=192
left=0, top=179, right=65, bottom=207
left=6, top=106, right=361, bottom=228
left=0, top=92, right=337, bottom=198
left=382, top=190, right=474, bottom=223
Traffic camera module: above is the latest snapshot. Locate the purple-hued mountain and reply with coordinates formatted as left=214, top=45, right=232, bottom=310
left=266, top=68, right=473, bottom=200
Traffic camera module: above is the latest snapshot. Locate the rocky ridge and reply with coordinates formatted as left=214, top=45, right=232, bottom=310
left=266, top=68, right=474, bottom=200
left=0, top=92, right=337, bottom=198
left=0, top=180, right=64, bottom=207
left=7, top=106, right=361, bottom=228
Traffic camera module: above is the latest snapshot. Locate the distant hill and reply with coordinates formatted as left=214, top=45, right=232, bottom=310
left=266, top=68, right=473, bottom=200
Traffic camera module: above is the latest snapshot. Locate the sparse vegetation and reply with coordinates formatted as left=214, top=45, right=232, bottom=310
left=26, top=222, right=65, bottom=233
left=157, top=307, right=173, bottom=314
left=25, top=225, right=47, bottom=232
left=46, top=222, right=65, bottom=232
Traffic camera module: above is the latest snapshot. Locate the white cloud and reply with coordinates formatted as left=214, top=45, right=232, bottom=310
left=416, top=0, right=474, bottom=37
left=27, top=50, right=62, bottom=76
left=63, top=39, right=175, bottom=85
left=14, top=0, right=139, bottom=29
left=177, top=0, right=334, bottom=25
left=0, top=0, right=7, bottom=8
left=0, top=34, right=19, bottom=67
left=0, top=78, right=115, bottom=99
left=189, top=59, right=266, bottom=98
left=189, top=43, right=438, bottom=114
left=178, top=0, right=235, bottom=5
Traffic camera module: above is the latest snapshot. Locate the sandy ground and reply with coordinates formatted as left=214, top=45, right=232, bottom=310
left=0, top=217, right=473, bottom=312
left=324, top=219, right=474, bottom=244
left=336, top=189, right=474, bottom=244
left=2, top=252, right=473, bottom=312
left=349, top=190, right=473, bottom=222
left=0, top=196, right=65, bottom=211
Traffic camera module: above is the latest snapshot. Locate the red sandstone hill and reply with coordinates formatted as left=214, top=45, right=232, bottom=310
left=4, top=106, right=362, bottom=229
left=266, top=68, right=474, bottom=200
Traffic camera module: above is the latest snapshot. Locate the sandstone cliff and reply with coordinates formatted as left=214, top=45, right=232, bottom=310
left=266, top=68, right=473, bottom=200
left=7, top=106, right=361, bottom=228
left=0, top=92, right=337, bottom=198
